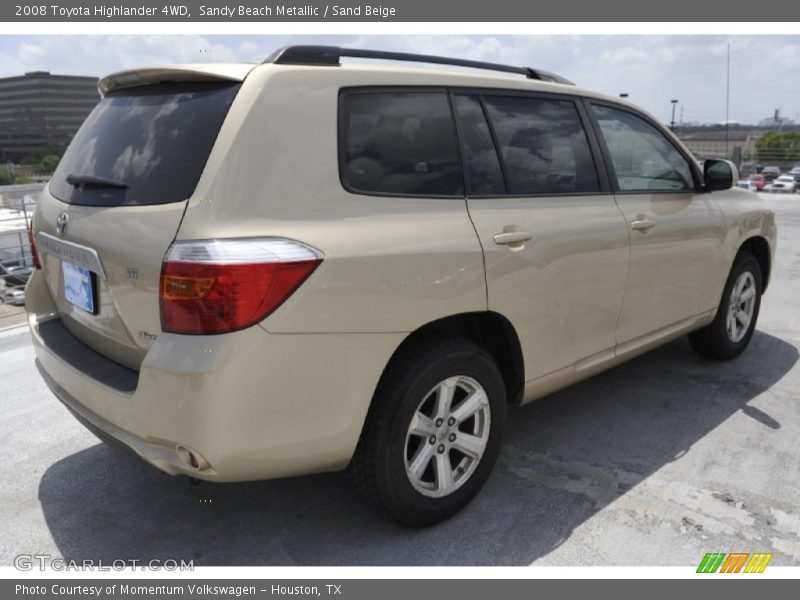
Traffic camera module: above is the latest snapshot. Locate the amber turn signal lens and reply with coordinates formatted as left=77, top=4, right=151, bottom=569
left=160, top=275, right=215, bottom=299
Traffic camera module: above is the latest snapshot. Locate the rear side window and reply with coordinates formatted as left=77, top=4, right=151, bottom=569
left=452, top=94, right=505, bottom=195
left=340, top=91, right=463, bottom=197
left=50, top=82, right=241, bottom=207
left=591, top=104, right=694, bottom=192
left=483, top=96, right=600, bottom=195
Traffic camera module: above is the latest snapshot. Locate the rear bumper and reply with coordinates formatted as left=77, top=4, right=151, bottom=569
left=36, top=360, right=194, bottom=476
left=26, top=269, right=404, bottom=482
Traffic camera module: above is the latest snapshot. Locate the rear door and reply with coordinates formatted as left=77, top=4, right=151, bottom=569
left=586, top=102, right=726, bottom=345
left=34, top=77, right=242, bottom=370
left=456, top=91, right=630, bottom=381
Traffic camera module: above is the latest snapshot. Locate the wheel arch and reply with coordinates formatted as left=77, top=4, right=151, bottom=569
left=379, top=311, right=525, bottom=406
left=738, top=235, right=771, bottom=292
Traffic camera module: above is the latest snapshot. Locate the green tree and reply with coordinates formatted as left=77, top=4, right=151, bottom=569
left=0, top=166, right=14, bottom=185
left=20, top=148, right=62, bottom=166
left=755, top=131, right=800, bottom=163
left=38, top=154, right=61, bottom=174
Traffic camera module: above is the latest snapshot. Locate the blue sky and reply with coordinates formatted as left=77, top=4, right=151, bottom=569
left=1, top=34, right=798, bottom=125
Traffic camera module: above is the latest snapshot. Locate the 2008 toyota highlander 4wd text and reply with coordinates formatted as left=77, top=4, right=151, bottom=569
left=26, top=46, right=776, bottom=526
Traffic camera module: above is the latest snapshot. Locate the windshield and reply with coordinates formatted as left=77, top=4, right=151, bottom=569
left=50, top=82, right=241, bottom=207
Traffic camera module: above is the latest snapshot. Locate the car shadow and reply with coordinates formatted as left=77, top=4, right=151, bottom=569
left=38, top=330, right=797, bottom=565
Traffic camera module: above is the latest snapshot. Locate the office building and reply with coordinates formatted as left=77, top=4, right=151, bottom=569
left=0, top=71, right=99, bottom=163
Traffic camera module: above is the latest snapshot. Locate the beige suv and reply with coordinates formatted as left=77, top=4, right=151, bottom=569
left=27, top=46, right=776, bottom=526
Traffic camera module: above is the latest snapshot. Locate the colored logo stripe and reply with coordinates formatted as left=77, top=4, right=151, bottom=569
left=697, top=553, right=726, bottom=573
left=720, top=553, right=749, bottom=573
left=744, top=553, right=773, bottom=573
left=697, top=552, right=773, bottom=573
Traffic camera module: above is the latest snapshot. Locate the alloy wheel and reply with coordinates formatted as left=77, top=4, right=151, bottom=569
left=404, top=375, right=491, bottom=498
left=726, top=271, right=756, bottom=343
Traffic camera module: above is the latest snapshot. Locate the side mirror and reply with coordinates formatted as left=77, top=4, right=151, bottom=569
left=704, top=159, right=738, bottom=191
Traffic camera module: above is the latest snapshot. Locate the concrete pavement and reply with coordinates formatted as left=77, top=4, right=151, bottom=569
left=1, top=193, right=798, bottom=566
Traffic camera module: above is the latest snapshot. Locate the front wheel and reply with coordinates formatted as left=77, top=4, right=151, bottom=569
left=349, top=337, right=507, bottom=527
left=688, top=251, right=762, bottom=360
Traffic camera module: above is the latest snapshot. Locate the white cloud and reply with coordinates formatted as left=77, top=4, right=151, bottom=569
left=0, top=34, right=797, bottom=125
left=0, top=35, right=246, bottom=77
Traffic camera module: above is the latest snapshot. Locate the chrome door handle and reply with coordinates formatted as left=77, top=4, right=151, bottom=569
left=630, top=218, right=655, bottom=232
left=493, top=231, right=533, bottom=246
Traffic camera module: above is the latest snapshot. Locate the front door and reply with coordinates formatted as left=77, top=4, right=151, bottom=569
left=588, top=103, right=726, bottom=345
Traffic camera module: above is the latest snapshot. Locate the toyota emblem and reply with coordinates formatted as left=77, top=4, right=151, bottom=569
left=56, top=212, right=69, bottom=236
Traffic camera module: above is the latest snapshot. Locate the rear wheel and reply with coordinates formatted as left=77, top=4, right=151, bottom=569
left=349, top=337, right=507, bottom=527
left=688, top=251, right=762, bottom=360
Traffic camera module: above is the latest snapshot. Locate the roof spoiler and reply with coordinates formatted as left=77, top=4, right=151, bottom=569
left=98, top=64, right=255, bottom=95
left=263, top=45, right=574, bottom=86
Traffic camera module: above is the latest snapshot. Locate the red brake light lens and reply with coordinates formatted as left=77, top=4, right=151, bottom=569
left=160, top=238, right=323, bottom=335
left=28, top=221, right=41, bottom=269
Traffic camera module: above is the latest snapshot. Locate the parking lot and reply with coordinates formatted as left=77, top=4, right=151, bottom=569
left=0, top=300, right=25, bottom=329
left=0, top=192, right=798, bottom=567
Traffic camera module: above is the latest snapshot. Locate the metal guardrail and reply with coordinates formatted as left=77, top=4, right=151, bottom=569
left=0, top=189, right=40, bottom=290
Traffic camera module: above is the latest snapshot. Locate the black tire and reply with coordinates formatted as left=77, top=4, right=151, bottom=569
left=348, top=337, right=507, bottom=527
left=688, top=251, right=762, bottom=360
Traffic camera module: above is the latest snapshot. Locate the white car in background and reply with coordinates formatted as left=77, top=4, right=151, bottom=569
left=736, top=180, right=756, bottom=191
left=0, top=286, right=25, bottom=305
left=765, top=175, right=796, bottom=193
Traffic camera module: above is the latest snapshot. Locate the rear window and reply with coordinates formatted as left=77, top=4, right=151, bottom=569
left=50, top=82, right=241, bottom=207
left=340, top=91, right=463, bottom=197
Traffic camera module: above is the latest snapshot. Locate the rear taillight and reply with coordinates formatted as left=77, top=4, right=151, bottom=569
left=160, top=238, right=323, bottom=335
left=28, top=221, right=41, bottom=269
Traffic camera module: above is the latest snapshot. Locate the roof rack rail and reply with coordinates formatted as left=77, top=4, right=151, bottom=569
left=263, top=45, right=575, bottom=86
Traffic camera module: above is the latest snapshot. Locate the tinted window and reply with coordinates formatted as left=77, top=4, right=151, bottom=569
left=50, top=82, right=240, bottom=207
left=592, top=105, right=694, bottom=192
left=453, top=94, right=505, bottom=195
left=341, top=92, right=463, bottom=196
left=483, top=96, right=600, bottom=195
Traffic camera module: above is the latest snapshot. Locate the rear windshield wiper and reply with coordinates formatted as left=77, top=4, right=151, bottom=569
left=66, top=173, right=129, bottom=189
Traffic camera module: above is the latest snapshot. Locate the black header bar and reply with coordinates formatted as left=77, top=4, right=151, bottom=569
left=3, top=0, right=799, bottom=22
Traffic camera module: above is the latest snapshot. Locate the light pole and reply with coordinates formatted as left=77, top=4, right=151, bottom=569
left=670, top=99, right=679, bottom=132
left=725, top=43, right=730, bottom=157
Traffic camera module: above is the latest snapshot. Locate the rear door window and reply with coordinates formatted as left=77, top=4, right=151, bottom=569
left=482, top=95, right=601, bottom=195
left=340, top=91, right=463, bottom=197
left=50, top=82, right=241, bottom=207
